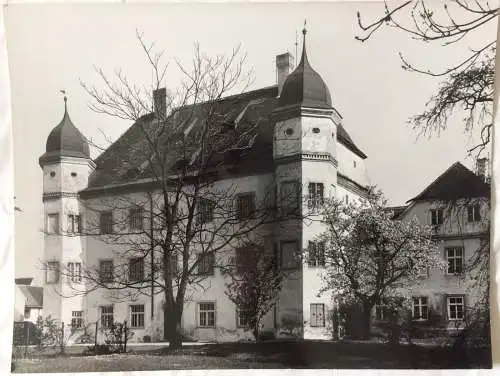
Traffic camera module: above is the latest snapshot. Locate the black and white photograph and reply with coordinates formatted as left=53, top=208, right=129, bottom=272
left=3, top=1, right=497, bottom=371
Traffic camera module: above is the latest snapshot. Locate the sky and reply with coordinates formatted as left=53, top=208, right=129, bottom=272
left=4, top=2, right=497, bottom=283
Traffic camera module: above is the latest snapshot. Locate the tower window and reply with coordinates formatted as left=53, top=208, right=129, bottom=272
left=280, top=181, right=300, bottom=215
left=308, top=241, right=326, bottom=267
left=71, top=172, right=77, bottom=177
left=308, top=183, right=324, bottom=210
left=312, top=127, right=320, bottom=134
left=47, top=213, right=60, bottom=234
left=67, top=262, right=82, bottom=282
left=46, top=261, right=60, bottom=284
left=50, top=171, right=56, bottom=177
left=68, top=214, right=82, bottom=234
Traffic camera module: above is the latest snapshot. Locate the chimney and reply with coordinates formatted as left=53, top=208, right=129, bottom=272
left=153, top=88, right=166, bottom=118
left=476, top=157, right=488, bottom=180
left=276, top=52, right=294, bottom=97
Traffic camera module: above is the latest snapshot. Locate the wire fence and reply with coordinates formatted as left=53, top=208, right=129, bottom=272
left=12, top=317, right=131, bottom=357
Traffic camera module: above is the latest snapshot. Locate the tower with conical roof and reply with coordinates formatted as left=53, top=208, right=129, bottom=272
left=39, top=96, right=95, bottom=327
left=272, top=24, right=341, bottom=339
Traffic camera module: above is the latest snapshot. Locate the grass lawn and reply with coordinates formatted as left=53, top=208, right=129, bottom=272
left=12, top=340, right=492, bottom=372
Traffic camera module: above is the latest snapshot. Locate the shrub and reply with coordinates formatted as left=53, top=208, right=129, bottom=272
left=84, top=344, right=111, bottom=355
left=258, top=330, right=275, bottom=341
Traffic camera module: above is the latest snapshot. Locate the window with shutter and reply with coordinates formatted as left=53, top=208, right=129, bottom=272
left=310, top=303, right=325, bottom=327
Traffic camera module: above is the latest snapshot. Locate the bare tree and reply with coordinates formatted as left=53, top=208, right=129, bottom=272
left=53, top=32, right=280, bottom=349
left=356, top=1, right=497, bottom=155
left=319, top=189, right=444, bottom=339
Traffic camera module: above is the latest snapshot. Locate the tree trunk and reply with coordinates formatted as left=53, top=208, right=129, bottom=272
left=361, top=303, right=372, bottom=340
left=163, top=304, right=183, bottom=349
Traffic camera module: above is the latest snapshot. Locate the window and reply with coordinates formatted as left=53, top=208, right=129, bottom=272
left=236, top=193, right=255, bottom=220
left=198, top=302, right=216, bottom=327
left=129, top=206, right=144, bottom=231
left=446, top=247, right=464, bottom=274
left=67, top=262, right=82, bottom=282
left=197, top=253, right=215, bottom=275
left=467, top=204, right=481, bottom=223
left=71, top=311, right=83, bottom=329
left=308, top=241, right=325, bottom=267
left=280, top=181, right=300, bottom=215
left=100, top=211, right=113, bottom=234
left=430, top=208, right=443, bottom=226
left=412, top=297, right=429, bottom=320
left=129, top=258, right=144, bottom=282
left=46, top=261, right=60, bottom=284
left=100, top=306, right=114, bottom=328
left=47, top=214, right=60, bottom=234
left=198, top=198, right=215, bottom=223
left=130, top=305, right=145, bottom=328
left=235, top=246, right=258, bottom=274
left=67, top=214, right=82, bottom=234
left=310, top=303, right=325, bottom=327
left=447, top=296, right=465, bottom=320
left=236, top=306, right=250, bottom=328
left=99, top=260, right=114, bottom=282
left=24, top=307, right=30, bottom=320
left=281, top=241, right=299, bottom=269
left=308, top=183, right=324, bottom=210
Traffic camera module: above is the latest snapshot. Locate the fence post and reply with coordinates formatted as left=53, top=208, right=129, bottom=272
left=94, top=321, right=98, bottom=347
left=24, top=322, right=29, bottom=357
left=60, top=322, right=65, bottom=354
left=123, top=320, right=127, bottom=353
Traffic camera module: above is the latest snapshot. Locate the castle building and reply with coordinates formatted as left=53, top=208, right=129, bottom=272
left=38, top=31, right=371, bottom=342
left=39, top=31, right=488, bottom=343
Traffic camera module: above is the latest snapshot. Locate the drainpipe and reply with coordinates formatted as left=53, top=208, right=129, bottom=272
left=150, top=192, right=154, bottom=319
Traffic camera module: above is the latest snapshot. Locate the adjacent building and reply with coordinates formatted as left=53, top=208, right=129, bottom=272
left=14, top=278, right=43, bottom=324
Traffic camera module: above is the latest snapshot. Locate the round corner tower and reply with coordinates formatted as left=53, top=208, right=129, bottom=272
left=39, top=97, right=94, bottom=325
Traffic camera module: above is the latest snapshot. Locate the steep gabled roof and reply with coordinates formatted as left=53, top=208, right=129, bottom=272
left=407, top=162, right=490, bottom=202
left=82, top=84, right=367, bottom=193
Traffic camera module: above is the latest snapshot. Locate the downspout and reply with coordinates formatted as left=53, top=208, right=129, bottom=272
left=150, top=192, right=154, bottom=319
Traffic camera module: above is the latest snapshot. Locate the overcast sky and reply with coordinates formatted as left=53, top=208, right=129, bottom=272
left=5, top=2, right=497, bottom=282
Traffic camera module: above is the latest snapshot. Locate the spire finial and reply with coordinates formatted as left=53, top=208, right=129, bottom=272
left=60, top=89, right=67, bottom=112
left=298, top=19, right=309, bottom=66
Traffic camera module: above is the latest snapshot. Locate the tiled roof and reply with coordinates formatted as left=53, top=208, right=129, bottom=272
left=83, top=84, right=366, bottom=192
left=407, top=162, right=490, bottom=202
left=18, top=286, right=43, bottom=308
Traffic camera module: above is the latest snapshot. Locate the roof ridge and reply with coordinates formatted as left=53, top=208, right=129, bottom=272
left=407, top=161, right=486, bottom=203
